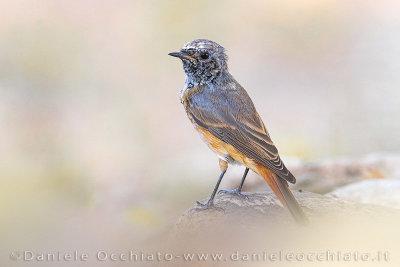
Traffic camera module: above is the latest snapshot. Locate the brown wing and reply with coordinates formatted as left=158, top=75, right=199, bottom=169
left=187, top=84, right=296, bottom=183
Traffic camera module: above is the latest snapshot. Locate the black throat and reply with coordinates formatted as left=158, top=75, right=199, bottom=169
left=182, top=59, right=226, bottom=86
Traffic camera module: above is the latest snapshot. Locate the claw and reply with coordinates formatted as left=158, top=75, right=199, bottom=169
left=195, top=200, right=224, bottom=212
left=218, top=188, right=249, bottom=199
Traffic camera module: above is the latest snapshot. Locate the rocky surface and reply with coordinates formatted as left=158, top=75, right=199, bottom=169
left=167, top=155, right=400, bottom=267
left=327, top=178, right=400, bottom=209
left=174, top=189, right=400, bottom=233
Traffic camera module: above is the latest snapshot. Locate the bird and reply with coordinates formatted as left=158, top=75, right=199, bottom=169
left=169, top=39, right=308, bottom=224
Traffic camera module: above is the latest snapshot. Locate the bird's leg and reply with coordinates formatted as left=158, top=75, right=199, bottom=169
left=196, top=160, right=227, bottom=211
left=219, top=167, right=249, bottom=198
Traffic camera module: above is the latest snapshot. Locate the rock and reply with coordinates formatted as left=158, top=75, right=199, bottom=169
left=174, top=190, right=400, bottom=234
left=166, top=191, right=400, bottom=267
left=327, top=179, right=400, bottom=209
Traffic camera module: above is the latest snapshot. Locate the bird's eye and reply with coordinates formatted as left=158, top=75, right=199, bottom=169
left=200, top=52, right=209, bottom=60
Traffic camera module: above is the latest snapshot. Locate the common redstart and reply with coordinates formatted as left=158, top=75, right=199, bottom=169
left=169, top=39, right=308, bottom=224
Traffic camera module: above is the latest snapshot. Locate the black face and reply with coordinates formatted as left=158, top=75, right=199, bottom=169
left=169, top=39, right=228, bottom=85
left=181, top=48, right=221, bottom=83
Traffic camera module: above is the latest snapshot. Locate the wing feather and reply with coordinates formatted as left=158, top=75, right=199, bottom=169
left=187, top=86, right=296, bottom=183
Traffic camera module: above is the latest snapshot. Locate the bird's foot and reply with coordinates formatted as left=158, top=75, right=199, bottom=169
left=218, top=188, right=249, bottom=199
left=195, top=200, right=224, bottom=212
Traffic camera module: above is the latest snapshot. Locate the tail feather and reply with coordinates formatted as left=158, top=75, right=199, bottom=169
left=256, top=163, right=309, bottom=225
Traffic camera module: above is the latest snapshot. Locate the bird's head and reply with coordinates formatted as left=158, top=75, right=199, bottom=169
left=169, top=39, right=228, bottom=85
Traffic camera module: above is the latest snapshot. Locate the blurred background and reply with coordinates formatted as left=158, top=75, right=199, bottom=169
left=1, top=0, right=400, bottom=265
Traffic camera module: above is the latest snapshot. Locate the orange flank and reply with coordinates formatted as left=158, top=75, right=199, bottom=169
left=195, top=123, right=308, bottom=225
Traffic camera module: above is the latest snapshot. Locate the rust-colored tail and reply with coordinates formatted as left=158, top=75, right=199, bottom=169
left=256, top=164, right=309, bottom=225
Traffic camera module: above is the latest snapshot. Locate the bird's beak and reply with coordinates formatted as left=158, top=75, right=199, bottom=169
left=168, top=51, right=196, bottom=62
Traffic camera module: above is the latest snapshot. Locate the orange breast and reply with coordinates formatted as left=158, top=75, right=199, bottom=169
left=194, top=124, right=253, bottom=167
